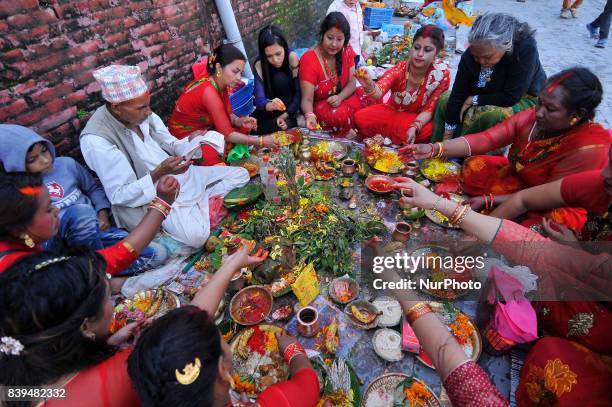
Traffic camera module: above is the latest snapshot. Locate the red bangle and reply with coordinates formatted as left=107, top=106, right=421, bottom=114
left=483, top=194, right=489, bottom=211
left=283, top=342, right=306, bottom=364
left=489, top=193, right=495, bottom=208
left=429, top=143, right=435, bottom=158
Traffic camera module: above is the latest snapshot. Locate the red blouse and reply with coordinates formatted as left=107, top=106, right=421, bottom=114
left=43, top=349, right=140, bottom=407
left=561, top=170, right=610, bottom=215
left=376, top=59, right=450, bottom=114
left=299, top=46, right=356, bottom=102
left=464, top=109, right=611, bottom=187
left=0, top=239, right=138, bottom=275
left=168, top=76, right=235, bottom=139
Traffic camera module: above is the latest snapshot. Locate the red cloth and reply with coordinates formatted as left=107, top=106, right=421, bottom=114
left=43, top=349, right=140, bottom=407
left=0, top=239, right=137, bottom=276
left=443, top=361, right=509, bottom=406
left=257, top=368, right=320, bottom=407
left=168, top=76, right=234, bottom=139
left=300, top=46, right=366, bottom=137
left=355, top=59, right=450, bottom=143
left=561, top=170, right=611, bottom=215
left=462, top=109, right=611, bottom=231
left=516, top=337, right=612, bottom=407
left=354, top=104, right=433, bottom=144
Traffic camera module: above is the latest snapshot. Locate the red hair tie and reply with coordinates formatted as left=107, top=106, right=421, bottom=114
left=422, top=25, right=434, bottom=38
left=19, top=186, right=42, bottom=196
left=546, top=72, right=572, bottom=94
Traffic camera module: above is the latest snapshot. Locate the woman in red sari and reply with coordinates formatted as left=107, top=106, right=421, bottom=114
left=354, top=25, right=451, bottom=144
left=0, top=172, right=179, bottom=283
left=393, top=177, right=612, bottom=407
left=0, top=241, right=265, bottom=407
left=300, top=12, right=367, bottom=138
left=168, top=44, right=278, bottom=165
left=128, top=306, right=320, bottom=407
left=401, top=67, right=610, bottom=232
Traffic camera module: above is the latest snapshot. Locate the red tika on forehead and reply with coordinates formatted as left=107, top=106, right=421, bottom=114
left=547, top=72, right=572, bottom=94
left=19, top=186, right=42, bottom=196
left=421, top=25, right=434, bottom=38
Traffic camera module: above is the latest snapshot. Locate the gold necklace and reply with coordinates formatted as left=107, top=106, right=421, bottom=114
left=404, top=63, right=425, bottom=103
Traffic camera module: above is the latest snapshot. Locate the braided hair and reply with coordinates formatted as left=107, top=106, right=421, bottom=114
left=0, top=251, right=114, bottom=396
left=258, top=25, right=292, bottom=99
left=319, top=12, right=351, bottom=95
left=128, top=306, right=222, bottom=407
left=546, top=67, right=603, bottom=123
left=0, top=172, right=43, bottom=238
left=206, top=43, right=247, bottom=76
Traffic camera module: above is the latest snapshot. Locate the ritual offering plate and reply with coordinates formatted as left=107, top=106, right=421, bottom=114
left=272, top=131, right=300, bottom=147
left=311, top=356, right=362, bottom=407
left=329, top=276, right=360, bottom=304
left=224, top=184, right=264, bottom=208
left=419, top=159, right=461, bottom=182
left=345, top=300, right=381, bottom=329
left=365, top=174, right=396, bottom=194
left=424, top=193, right=467, bottom=229
left=110, top=289, right=179, bottom=333
left=409, top=246, right=473, bottom=300
left=368, top=148, right=405, bottom=174
left=392, top=376, right=442, bottom=407
left=372, top=328, right=403, bottom=362
left=230, top=324, right=289, bottom=398
left=362, top=373, right=407, bottom=407
left=230, top=286, right=273, bottom=326
left=311, top=140, right=348, bottom=161
left=416, top=302, right=482, bottom=370
left=372, top=295, right=402, bottom=327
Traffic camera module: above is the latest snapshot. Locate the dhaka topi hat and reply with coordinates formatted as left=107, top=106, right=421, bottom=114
left=93, top=65, right=148, bottom=103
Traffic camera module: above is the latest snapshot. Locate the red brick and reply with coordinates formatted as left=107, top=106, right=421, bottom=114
left=75, top=71, right=96, bottom=87
left=12, top=79, right=37, bottom=95
left=50, top=38, right=71, bottom=51
left=0, top=99, right=29, bottom=121
left=122, top=17, right=138, bottom=29
left=162, top=47, right=182, bottom=62
left=0, top=0, right=38, bottom=19
left=133, top=23, right=162, bottom=38
left=0, top=19, right=8, bottom=32
left=2, top=48, right=25, bottom=63
left=105, top=31, right=128, bottom=45
left=29, top=53, right=66, bottom=75
left=64, top=90, right=88, bottom=105
left=35, top=106, right=77, bottom=132
left=6, top=14, right=33, bottom=30
left=0, top=90, right=12, bottom=105
left=142, top=31, right=172, bottom=47
left=141, top=44, right=164, bottom=58
left=31, top=84, right=74, bottom=104
left=32, top=9, right=60, bottom=24
left=85, top=81, right=100, bottom=95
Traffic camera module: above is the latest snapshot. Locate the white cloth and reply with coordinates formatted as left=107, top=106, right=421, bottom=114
left=327, top=0, right=365, bottom=57
left=81, top=113, right=249, bottom=248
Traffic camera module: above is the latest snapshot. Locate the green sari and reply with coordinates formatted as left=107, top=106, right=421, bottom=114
left=431, top=92, right=538, bottom=142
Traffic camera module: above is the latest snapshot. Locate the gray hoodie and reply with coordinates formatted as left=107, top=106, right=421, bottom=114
left=0, top=124, right=110, bottom=213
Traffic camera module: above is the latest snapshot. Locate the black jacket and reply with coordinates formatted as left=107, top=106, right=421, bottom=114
left=446, top=35, right=546, bottom=126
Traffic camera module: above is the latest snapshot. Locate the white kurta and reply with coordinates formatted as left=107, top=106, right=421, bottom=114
left=81, top=113, right=249, bottom=248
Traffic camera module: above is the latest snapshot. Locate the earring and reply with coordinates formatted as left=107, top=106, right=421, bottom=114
left=21, top=234, right=35, bottom=248
left=83, top=330, right=96, bottom=340
left=569, top=117, right=579, bottom=126
left=226, top=372, right=236, bottom=389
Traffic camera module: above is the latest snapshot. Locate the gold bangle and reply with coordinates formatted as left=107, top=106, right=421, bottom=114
left=121, top=241, right=136, bottom=254
left=259, top=137, right=263, bottom=147
left=149, top=205, right=168, bottom=218
left=153, top=196, right=171, bottom=210
left=449, top=204, right=469, bottom=226
left=406, top=302, right=433, bottom=324
left=452, top=205, right=471, bottom=226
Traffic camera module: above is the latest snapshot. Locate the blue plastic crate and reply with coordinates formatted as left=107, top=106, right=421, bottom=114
left=229, top=78, right=254, bottom=108
left=232, top=96, right=254, bottom=117
left=364, top=7, right=394, bottom=28
left=381, top=23, right=404, bottom=37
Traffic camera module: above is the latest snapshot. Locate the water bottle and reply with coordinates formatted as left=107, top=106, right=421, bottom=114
left=264, top=167, right=279, bottom=201
left=259, top=155, right=270, bottom=185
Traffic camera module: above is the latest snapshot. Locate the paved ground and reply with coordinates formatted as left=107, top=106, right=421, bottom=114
left=469, top=0, right=612, bottom=127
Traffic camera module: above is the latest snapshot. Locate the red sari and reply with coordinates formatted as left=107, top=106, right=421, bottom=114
left=492, top=220, right=612, bottom=406
left=42, top=349, right=140, bottom=407
left=300, top=46, right=367, bottom=137
left=461, top=109, right=611, bottom=231
left=354, top=59, right=450, bottom=144
left=168, top=75, right=246, bottom=165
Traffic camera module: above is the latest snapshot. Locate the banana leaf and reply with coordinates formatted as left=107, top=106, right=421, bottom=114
left=223, top=183, right=264, bottom=208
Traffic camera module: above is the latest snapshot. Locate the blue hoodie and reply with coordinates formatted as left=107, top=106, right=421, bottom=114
left=0, top=124, right=111, bottom=214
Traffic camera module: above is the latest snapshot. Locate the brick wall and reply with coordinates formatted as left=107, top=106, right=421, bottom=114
left=0, top=0, right=328, bottom=158
left=233, top=0, right=329, bottom=61
left=0, top=0, right=225, bottom=157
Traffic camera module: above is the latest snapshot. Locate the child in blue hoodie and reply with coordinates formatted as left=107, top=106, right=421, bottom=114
left=0, top=124, right=167, bottom=275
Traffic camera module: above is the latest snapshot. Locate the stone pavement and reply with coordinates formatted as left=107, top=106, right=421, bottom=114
left=470, top=0, right=612, bottom=127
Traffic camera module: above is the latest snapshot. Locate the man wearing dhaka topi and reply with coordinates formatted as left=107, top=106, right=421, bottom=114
left=80, top=65, right=249, bottom=248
